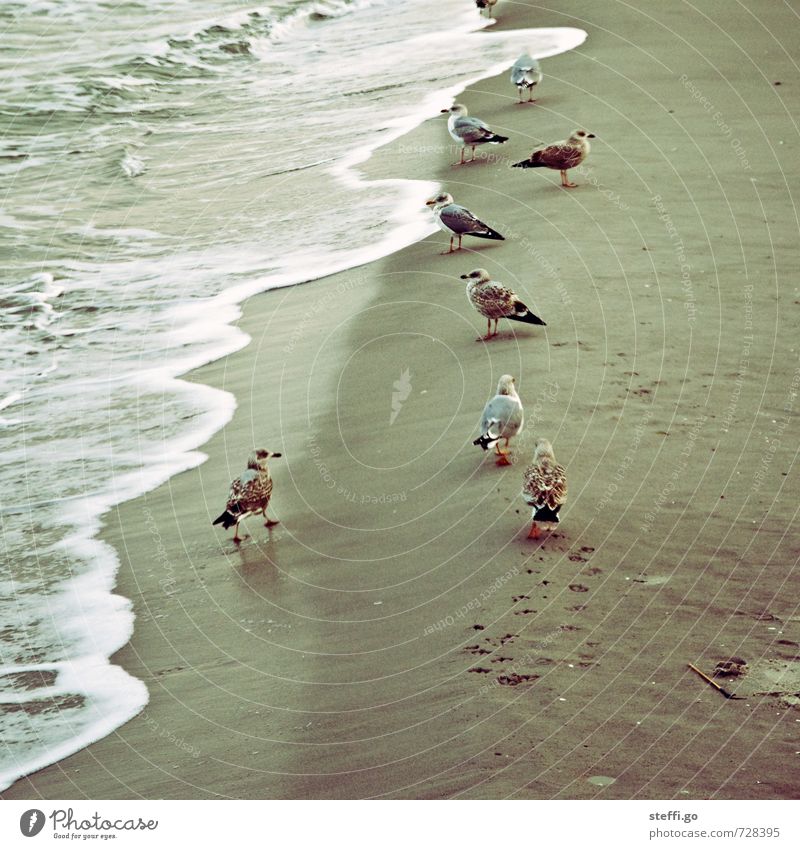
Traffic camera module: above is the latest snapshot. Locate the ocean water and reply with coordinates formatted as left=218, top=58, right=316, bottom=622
left=0, top=0, right=585, bottom=791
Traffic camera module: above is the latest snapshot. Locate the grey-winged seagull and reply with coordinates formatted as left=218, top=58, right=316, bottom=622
left=426, top=192, right=504, bottom=253
left=441, top=104, right=508, bottom=165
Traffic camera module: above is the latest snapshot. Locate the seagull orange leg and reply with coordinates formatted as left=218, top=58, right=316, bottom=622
left=561, top=169, right=578, bottom=188
left=527, top=521, right=540, bottom=540
left=495, top=438, right=512, bottom=466
left=262, top=507, right=279, bottom=527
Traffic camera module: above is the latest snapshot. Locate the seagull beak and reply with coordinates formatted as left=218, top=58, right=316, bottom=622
left=587, top=133, right=596, bottom=138
left=460, top=274, right=469, bottom=280
left=425, top=200, right=435, bottom=206
left=440, top=108, right=450, bottom=114
left=271, top=452, right=282, bottom=459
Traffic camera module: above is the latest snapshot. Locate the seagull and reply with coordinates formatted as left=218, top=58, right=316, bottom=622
left=212, top=448, right=281, bottom=544
left=441, top=104, right=509, bottom=165
left=473, top=374, right=524, bottom=465
left=460, top=268, right=546, bottom=341
left=425, top=192, right=505, bottom=253
left=510, top=54, right=542, bottom=103
left=512, top=129, right=595, bottom=187
left=476, top=0, right=498, bottom=17
left=522, top=438, right=567, bottom=538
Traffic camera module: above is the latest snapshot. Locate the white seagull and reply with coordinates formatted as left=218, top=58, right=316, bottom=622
left=473, top=374, right=524, bottom=465
left=510, top=54, right=542, bottom=103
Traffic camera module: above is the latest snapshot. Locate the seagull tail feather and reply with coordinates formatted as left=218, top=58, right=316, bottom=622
left=533, top=505, right=561, bottom=523
left=472, top=225, right=505, bottom=241
left=508, top=310, right=546, bottom=327
left=486, top=133, right=509, bottom=144
left=473, top=432, right=499, bottom=451
left=473, top=423, right=501, bottom=451
left=512, top=157, right=544, bottom=169
left=213, top=509, right=238, bottom=529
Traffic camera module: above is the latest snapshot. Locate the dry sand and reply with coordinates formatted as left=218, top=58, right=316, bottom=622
left=5, top=0, right=799, bottom=799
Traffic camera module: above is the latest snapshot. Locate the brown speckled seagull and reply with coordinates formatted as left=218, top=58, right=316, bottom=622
left=212, top=448, right=281, bottom=544
left=522, top=438, right=567, bottom=539
left=513, top=129, right=595, bottom=187
left=460, top=268, right=546, bottom=341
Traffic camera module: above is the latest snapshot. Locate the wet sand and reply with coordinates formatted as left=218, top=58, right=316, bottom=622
left=5, top=0, right=800, bottom=799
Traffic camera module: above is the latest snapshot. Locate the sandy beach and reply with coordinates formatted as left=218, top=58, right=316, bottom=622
left=5, top=0, right=799, bottom=800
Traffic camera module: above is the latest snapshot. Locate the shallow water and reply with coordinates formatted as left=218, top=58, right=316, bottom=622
left=0, top=0, right=585, bottom=791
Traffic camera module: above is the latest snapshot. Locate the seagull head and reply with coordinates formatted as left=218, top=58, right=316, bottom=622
left=247, top=448, right=282, bottom=470
left=441, top=103, right=468, bottom=117
left=497, top=374, right=517, bottom=396
left=425, top=192, right=453, bottom=207
left=533, top=438, right=555, bottom=462
left=570, top=129, right=595, bottom=142
left=460, top=268, right=491, bottom=283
